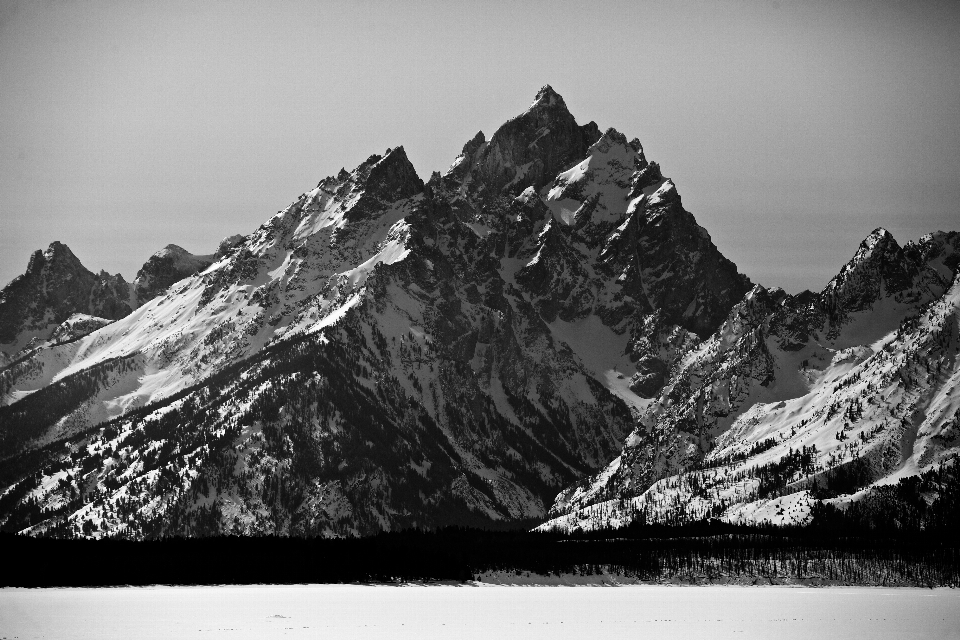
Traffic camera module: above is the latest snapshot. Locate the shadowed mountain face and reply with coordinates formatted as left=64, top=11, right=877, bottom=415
left=447, top=85, right=603, bottom=197
left=0, top=242, right=132, bottom=361
left=132, top=244, right=216, bottom=306
left=7, top=87, right=953, bottom=540
left=0, top=87, right=754, bottom=538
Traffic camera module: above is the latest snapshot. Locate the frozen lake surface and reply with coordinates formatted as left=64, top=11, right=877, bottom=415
left=2, top=584, right=959, bottom=639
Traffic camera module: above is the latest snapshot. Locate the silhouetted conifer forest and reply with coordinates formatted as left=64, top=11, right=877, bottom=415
left=4, top=511, right=960, bottom=588
left=4, top=430, right=960, bottom=588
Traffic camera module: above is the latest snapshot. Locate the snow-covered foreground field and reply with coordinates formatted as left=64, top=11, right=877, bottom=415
left=2, top=584, right=959, bottom=639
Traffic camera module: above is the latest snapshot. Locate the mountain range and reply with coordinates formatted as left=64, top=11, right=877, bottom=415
left=1, top=86, right=957, bottom=539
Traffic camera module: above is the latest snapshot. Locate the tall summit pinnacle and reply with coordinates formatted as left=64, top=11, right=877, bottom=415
left=0, top=241, right=132, bottom=354
left=445, top=86, right=600, bottom=195
left=25, top=241, right=83, bottom=275
left=821, top=226, right=918, bottom=319
left=530, top=84, right=565, bottom=109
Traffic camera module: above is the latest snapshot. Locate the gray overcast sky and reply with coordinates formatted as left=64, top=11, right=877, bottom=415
left=1, top=0, right=958, bottom=294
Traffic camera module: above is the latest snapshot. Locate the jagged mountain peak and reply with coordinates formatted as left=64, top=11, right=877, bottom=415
left=643, top=178, right=680, bottom=209
left=6, top=86, right=896, bottom=541
left=842, top=227, right=900, bottom=272
left=845, top=227, right=897, bottom=265
left=138, top=244, right=212, bottom=269
left=598, top=126, right=628, bottom=146
left=745, top=282, right=777, bottom=300
left=25, top=241, right=83, bottom=276
left=541, top=219, right=960, bottom=534
left=529, top=84, right=566, bottom=110
left=364, top=146, right=423, bottom=198
left=821, top=226, right=918, bottom=317
left=865, top=225, right=892, bottom=242
left=512, top=85, right=575, bottom=128
left=584, top=127, right=645, bottom=166
left=461, top=130, right=486, bottom=156
left=43, top=240, right=78, bottom=259
left=155, top=244, right=192, bottom=259
left=445, top=88, right=601, bottom=195
left=1, top=241, right=132, bottom=356
left=791, top=289, right=819, bottom=305
left=539, top=125, right=650, bottom=229
left=340, top=145, right=423, bottom=205
left=738, top=283, right=788, bottom=317
left=2, top=89, right=959, bottom=542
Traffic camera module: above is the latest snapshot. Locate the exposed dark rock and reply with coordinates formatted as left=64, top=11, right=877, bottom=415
left=133, top=245, right=215, bottom=305
left=448, top=85, right=603, bottom=196
left=0, top=242, right=132, bottom=358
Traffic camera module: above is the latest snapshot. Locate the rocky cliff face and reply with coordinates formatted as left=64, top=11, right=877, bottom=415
left=447, top=85, right=602, bottom=197
left=541, top=229, right=960, bottom=532
left=132, top=245, right=216, bottom=306
left=0, top=240, right=223, bottom=367
left=0, top=87, right=756, bottom=538
left=0, top=243, right=132, bottom=363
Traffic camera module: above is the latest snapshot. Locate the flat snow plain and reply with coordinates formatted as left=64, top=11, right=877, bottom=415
left=2, top=585, right=959, bottom=639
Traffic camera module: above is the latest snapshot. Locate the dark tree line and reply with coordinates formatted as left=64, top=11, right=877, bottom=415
left=2, top=521, right=959, bottom=588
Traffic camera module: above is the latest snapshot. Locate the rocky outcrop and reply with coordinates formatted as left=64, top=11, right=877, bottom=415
left=48, top=313, right=115, bottom=345
left=447, top=85, right=602, bottom=197
left=0, top=236, right=233, bottom=364
left=0, top=242, right=133, bottom=360
left=133, top=244, right=215, bottom=305
left=215, top=235, right=245, bottom=259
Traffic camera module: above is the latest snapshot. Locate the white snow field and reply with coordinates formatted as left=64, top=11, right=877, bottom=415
left=1, top=585, right=958, bottom=640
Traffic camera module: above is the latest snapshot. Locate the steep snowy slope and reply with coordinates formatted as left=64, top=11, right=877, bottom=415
left=541, top=230, right=960, bottom=532
left=0, top=239, right=226, bottom=370
left=0, top=87, right=754, bottom=538
left=0, top=148, right=425, bottom=454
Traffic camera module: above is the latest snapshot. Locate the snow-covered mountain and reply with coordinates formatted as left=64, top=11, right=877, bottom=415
left=0, top=242, right=132, bottom=365
left=540, top=229, right=960, bottom=532
left=0, top=241, right=223, bottom=369
left=0, top=87, right=756, bottom=538
left=131, top=244, right=222, bottom=307
left=1, top=86, right=954, bottom=540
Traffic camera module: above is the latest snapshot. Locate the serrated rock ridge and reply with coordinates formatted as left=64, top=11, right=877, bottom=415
left=2, top=87, right=948, bottom=541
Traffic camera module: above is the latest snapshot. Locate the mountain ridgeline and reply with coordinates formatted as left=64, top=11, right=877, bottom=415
left=0, top=242, right=227, bottom=367
left=0, top=87, right=957, bottom=540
